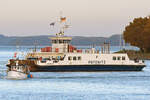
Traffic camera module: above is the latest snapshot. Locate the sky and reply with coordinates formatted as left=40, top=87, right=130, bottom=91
left=0, top=0, right=150, bottom=37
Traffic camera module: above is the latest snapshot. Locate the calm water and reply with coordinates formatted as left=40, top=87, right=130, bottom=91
left=0, top=46, right=149, bottom=100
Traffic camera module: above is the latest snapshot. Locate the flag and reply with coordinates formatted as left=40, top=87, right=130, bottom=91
left=50, top=22, right=55, bottom=26
left=60, top=17, right=66, bottom=23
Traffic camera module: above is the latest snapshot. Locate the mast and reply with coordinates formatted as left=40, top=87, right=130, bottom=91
left=120, top=33, right=123, bottom=51
left=50, top=13, right=72, bottom=53
left=33, top=40, right=38, bottom=52
left=14, top=40, right=20, bottom=59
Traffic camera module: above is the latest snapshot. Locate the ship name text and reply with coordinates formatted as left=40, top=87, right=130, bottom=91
left=88, top=60, right=106, bottom=64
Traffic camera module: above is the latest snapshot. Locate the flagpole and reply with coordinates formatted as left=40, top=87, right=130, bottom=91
left=49, top=12, right=69, bottom=37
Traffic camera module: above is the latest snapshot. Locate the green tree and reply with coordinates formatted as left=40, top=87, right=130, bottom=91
left=123, top=17, right=150, bottom=52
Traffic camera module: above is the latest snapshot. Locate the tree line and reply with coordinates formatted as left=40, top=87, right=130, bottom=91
left=123, top=16, right=150, bottom=53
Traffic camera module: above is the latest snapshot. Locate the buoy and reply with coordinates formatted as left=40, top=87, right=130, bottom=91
left=30, top=74, right=33, bottom=78
left=27, top=74, right=33, bottom=78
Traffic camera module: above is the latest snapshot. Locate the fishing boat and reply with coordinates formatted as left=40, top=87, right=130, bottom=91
left=6, top=15, right=146, bottom=72
left=6, top=60, right=32, bottom=79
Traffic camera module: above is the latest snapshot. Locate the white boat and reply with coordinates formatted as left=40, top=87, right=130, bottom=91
left=7, top=60, right=30, bottom=79
left=6, top=15, right=146, bottom=72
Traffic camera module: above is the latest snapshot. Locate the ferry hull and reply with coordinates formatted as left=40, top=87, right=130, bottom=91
left=30, top=65, right=145, bottom=72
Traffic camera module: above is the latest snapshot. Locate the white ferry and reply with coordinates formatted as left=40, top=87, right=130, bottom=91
left=6, top=16, right=146, bottom=72
left=23, top=32, right=145, bottom=72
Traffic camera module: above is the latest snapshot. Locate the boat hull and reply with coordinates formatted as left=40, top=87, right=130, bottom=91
left=7, top=71, right=27, bottom=79
left=30, top=65, right=146, bottom=72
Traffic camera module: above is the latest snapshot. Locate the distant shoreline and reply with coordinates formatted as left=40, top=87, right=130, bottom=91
left=0, top=34, right=127, bottom=46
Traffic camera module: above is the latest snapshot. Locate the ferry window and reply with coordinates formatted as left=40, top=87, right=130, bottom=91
left=68, top=56, right=72, bottom=60
left=67, top=40, right=71, bottom=43
left=66, top=40, right=68, bottom=43
left=113, top=56, right=116, bottom=60
left=59, top=40, right=63, bottom=43
left=78, top=56, right=81, bottom=60
left=52, top=40, right=54, bottom=43
left=117, top=56, right=121, bottom=60
left=122, top=56, right=126, bottom=60
left=53, top=40, right=57, bottom=44
left=57, top=40, right=59, bottom=43
left=73, top=56, right=76, bottom=60
left=27, top=58, right=38, bottom=60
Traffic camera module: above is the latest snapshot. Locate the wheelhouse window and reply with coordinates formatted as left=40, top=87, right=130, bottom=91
left=63, top=40, right=66, bottom=43
left=52, top=40, right=54, bottom=43
left=113, top=56, right=116, bottom=60
left=67, top=40, right=71, bottom=43
left=52, top=40, right=58, bottom=44
left=59, top=40, right=63, bottom=44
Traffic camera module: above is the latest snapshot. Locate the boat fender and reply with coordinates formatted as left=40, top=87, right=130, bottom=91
left=27, top=74, right=33, bottom=78
left=30, top=74, right=33, bottom=78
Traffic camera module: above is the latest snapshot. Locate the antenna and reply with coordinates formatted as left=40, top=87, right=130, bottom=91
left=122, top=34, right=125, bottom=50
left=16, top=40, right=20, bottom=52
left=59, top=11, right=63, bottom=18
left=33, top=40, right=38, bottom=52
left=120, top=33, right=122, bottom=51
left=15, top=40, right=20, bottom=59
